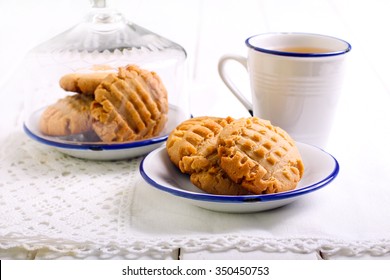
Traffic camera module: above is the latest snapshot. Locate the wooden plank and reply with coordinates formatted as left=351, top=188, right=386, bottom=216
left=321, top=253, right=390, bottom=260
left=0, top=248, right=36, bottom=260
left=180, top=249, right=321, bottom=260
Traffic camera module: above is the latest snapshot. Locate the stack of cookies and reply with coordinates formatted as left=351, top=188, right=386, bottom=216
left=166, top=116, right=304, bottom=195
left=39, top=65, right=168, bottom=142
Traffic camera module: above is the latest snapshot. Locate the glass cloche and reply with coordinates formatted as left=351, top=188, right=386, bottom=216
left=21, top=0, right=189, bottom=160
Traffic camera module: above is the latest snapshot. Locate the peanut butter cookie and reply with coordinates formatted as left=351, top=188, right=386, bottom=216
left=90, top=65, right=168, bottom=142
left=218, top=117, right=304, bottom=194
left=166, top=117, right=250, bottom=195
left=60, top=72, right=112, bottom=95
left=39, top=94, right=94, bottom=136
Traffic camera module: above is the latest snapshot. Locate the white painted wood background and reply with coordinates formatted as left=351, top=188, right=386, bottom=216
left=1, top=0, right=389, bottom=260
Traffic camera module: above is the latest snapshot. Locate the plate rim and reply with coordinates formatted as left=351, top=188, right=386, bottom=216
left=140, top=143, right=340, bottom=204
left=23, top=123, right=168, bottom=151
left=23, top=103, right=184, bottom=151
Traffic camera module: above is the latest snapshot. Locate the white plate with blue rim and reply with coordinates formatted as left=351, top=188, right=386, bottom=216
left=140, top=142, right=339, bottom=213
left=23, top=104, right=187, bottom=161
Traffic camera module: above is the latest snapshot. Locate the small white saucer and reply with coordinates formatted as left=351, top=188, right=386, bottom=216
left=140, top=142, right=339, bottom=213
left=23, top=104, right=187, bottom=161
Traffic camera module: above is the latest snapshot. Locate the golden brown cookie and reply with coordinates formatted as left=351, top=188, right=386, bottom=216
left=167, top=116, right=226, bottom=171
left=59, top=72, right=113, bottom=95
left=39, top=94, right=94, bottom=136
left=218, top=117, right=304, bottom=194
left=90, top=65, right=168, bottom=142
left=188, top=151, right=251, bottom=195
left=166, top=117, right=251, bottom=195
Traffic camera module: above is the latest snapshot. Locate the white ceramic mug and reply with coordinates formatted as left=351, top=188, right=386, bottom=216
left=218, top=32, right=351, bottom=148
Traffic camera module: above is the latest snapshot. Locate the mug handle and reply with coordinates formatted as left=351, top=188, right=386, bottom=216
left=218, top=55, right=253, bottom=115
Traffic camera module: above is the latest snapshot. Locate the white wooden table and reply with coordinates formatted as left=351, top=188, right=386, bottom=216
left=1, top=0, right=390, bottom=260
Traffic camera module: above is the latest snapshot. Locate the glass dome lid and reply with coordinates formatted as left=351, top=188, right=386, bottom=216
left=31, top=0, right=187, bottom=70
left=20, top=0, right=189, bottom=160
left=34, top=0, right=186, bottom=54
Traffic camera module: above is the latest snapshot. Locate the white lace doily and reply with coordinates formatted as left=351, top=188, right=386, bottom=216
left=1, top=130, right=390, bottom=259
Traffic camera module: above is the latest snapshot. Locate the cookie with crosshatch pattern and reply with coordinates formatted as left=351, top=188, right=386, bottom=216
left=217, top=117, right=304, bottom=194
left=90, top=65, right=168, bottom=142
left=166, top=116, right=251, bottom=195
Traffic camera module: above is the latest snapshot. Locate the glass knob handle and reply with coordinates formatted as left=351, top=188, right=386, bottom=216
left=90, top=0, right=106, bottom=8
